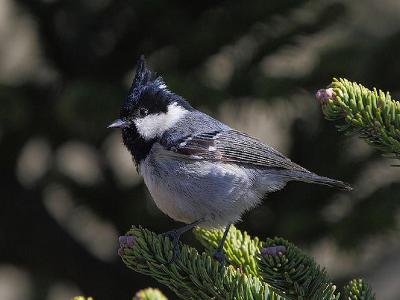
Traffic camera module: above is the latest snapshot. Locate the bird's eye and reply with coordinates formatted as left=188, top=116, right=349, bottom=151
left=138, top=107, right=148, bottom=117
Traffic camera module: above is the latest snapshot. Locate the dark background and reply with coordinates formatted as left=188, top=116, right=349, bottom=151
left=1, top=0, right=400, bottom=299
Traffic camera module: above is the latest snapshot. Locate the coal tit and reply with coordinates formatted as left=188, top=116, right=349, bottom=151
left=109, top=56, right=351, bottom=263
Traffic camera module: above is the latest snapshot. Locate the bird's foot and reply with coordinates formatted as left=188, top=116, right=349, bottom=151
left=213, top=249, right=226, bottom=265
left=161, top=230, right=181, bottom=264
left=160, top=219, right=204, bottom=264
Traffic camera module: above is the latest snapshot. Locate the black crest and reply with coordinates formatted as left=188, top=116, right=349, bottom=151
left=120, top=55, right=170, bottom=118
left=126, top=55, right=165, bottom=100
left=121, top=55, right=193, bottom=118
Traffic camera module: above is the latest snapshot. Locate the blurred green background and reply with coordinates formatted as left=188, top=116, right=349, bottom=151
left=1, top=0, right=400, bottom=299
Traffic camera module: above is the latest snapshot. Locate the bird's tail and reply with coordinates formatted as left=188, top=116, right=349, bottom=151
left=281, top=170, right=353, bottom=191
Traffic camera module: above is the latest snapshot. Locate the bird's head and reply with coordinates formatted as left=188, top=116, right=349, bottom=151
left=108, top=56, right=193, bottom=162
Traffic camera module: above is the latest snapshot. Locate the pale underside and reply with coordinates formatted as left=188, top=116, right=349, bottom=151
left=139, top=143, right=288, bottom=228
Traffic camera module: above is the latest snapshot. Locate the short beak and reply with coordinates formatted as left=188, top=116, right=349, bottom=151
left=107, top=119, right=127, bottom=129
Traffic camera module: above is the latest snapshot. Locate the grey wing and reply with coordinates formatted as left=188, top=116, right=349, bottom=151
left=163, top=129, right=309, bottom=172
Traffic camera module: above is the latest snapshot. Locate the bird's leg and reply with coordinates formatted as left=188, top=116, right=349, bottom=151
left=162, top=218, right=204, bottom=263
left=213, top=224, right=231, bottom=265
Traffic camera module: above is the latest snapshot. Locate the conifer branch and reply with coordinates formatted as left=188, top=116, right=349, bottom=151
left=119, top=226, right=281, bottom=300
left=316, top=78, right=400, bottom=157
left=343, top=279, right=375, bottom=300
left=71, top=288, right=168, bottom=300
left=76, top=226, right=378, bottom=300
left=193, top=225, right=262, bottom=277
left=258, top=237, right=339, bottom=300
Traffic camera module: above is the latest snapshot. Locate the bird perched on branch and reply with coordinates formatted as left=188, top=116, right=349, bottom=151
left=109, top=56, right=351, bottom=264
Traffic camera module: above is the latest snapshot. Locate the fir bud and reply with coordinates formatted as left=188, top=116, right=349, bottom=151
left=316, top=88, right=335, bottom=103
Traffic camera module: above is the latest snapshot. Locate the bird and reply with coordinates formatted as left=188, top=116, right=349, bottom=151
left=108, top=55, right=351, bottom=264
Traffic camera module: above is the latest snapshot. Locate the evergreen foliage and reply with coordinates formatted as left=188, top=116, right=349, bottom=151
left=259, top=238, right=338, bottom=300
left=193, top=226, right=261, bottom=277
left=116, top=226, right=375, bottom=300
left=316, top=78, right=400, bottom=157
left=343, top=279, right=375, bottom=300
left=118, top=226, right=278, bottom=300
left=133, top=288, right=168, bottom=300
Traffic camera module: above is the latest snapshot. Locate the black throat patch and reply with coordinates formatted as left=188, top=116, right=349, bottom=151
left=122, top=126, right=155, bottom=166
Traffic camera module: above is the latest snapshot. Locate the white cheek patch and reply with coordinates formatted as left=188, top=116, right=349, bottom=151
left=134, top=102, right=188, bottom=140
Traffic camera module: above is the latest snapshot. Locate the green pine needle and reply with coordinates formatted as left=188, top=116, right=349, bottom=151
left=133, top=288, right=169, bottom=300
left=343, top=279, right=375, bottom=300
left=194, top=225, right=262, bottom=277
left=316, top=78, right=400, bottom=156
left=119, top=226, right=280, bottom=300
left=84, top=225, right=377, bottom=300
left=258, top=237, right=339, bottom=300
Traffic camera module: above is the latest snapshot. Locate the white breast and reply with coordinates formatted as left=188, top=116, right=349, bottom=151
left=138, top=143, right=263, bottom=228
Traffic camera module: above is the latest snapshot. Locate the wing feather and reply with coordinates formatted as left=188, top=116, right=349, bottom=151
left=163, top=130, right=309, bottom=172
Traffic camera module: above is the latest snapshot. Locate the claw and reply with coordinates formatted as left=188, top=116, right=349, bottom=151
left=213, top=249, right=226, bottom=265
left=161, top=230, right=181, bottom=263
left=161, top=229, right=177, bottom=239
left=160, top=219, right=205, bottom=264
left=211, top=224, right=231, bottom=265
